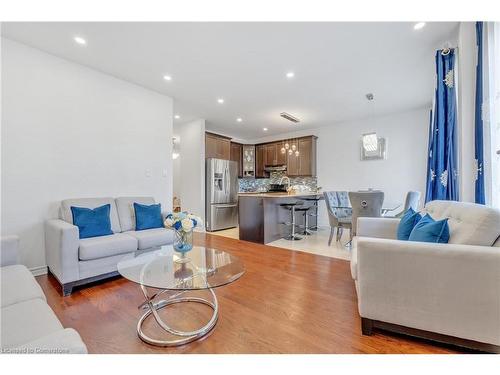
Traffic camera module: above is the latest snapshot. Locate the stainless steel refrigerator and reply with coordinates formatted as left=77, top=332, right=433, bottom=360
left=205, top=158, right=239, bottom=231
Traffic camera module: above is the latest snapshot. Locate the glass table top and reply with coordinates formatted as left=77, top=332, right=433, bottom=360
left=117, top=245, right=245, bottom=290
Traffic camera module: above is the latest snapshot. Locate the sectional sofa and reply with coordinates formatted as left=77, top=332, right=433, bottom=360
left=0, top=236, right=87, bottom=353
left=45, top=196, right=173, bottom=295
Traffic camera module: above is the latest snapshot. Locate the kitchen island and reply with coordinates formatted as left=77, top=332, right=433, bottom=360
left=238, top=192, right=322, bottom=244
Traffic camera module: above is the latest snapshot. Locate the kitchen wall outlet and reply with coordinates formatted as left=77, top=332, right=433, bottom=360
left=145, top=168, right=152, bottom=177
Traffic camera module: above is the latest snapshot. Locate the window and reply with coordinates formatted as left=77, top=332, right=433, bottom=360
left=484, top=22, right=500, bottom=208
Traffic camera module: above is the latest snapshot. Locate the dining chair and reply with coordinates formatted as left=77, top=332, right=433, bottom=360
left=323, top=191, right=352, bottom=245
left=348, top=191, right=384, bottom=238
left=403, top=191, right=421, bottom=211
left=388, top=191, right=421, bottom=218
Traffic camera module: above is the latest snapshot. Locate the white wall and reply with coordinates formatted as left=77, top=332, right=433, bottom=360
left=1, top=38, right=173, bottom=270
left=250, top=108, right=429, bottom=226
left=174, top=119, right=206, bottom=222
left=457, top=22, right=477, bottom=202
left=172, top=137, right=182, bottom=200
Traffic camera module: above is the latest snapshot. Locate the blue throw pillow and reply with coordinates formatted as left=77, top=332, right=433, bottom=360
left=71, top=204, right=113, bottom=239
left=134, top=202, right=163, bottom=231
left=397, top=207, right=422, bottom=240
left=408, top=214, right=450, bottom=243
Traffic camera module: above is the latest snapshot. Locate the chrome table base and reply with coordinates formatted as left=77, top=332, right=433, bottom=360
left=137, top=285, right=219, bottom=347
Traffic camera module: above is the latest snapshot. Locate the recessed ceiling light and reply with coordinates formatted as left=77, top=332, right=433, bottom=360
left=163, top=75, right=172, bottom=81
left=73, top=36, right=87, bottom=45
left=236, top=118, right=243, bottom=122
left=414, top=22, right=426, bottom=30
left=174, top=115, right=180, bottom=119
left=263, top=127, right=268, bottom=132
left=217, top=98, right=225, bottom=104
left=286, top=72, right=295, bottom=78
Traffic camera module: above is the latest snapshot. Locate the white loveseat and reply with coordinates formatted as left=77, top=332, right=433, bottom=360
left=350, top=200, right=500, bottom=353
left=1, top=236, right=87, bottom=353
left=45, top=197, right=173, bottom=295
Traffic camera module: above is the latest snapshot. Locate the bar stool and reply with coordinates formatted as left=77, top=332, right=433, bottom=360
left=295, top=205, right=313, bottom=235
left=302, top=196, right=322, bottom=231
left=280, top=202, right=302, bottom=241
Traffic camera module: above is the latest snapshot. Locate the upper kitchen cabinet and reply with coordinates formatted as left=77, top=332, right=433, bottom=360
left=286, top=136, right=317, bottom=176
left=260, top=142, right=287, bottom=168
left=206, top=132, right=317, bottom=178
left=230, top=142, right=243, bottom=177
left=255, top=144, right=266, bottom=178
left=264, top=143, right=278, bottom=166
left=242, top=145, right=256, bottom=178
left=297, top=136, right=316, bottom=176
left=276, top=140, right=288, bottom=165
left=255, top=136, right=317, bottom=177
left=205, top=132, right=231, bottom=160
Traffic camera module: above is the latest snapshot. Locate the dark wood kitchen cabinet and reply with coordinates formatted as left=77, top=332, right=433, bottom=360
left=276, top=141, right=288, bottom=165
left=255, top=144, right=266, bottom=178
left=286, top=136, right=317, bottom=176
left=230, top=142, right=243, bottom=177
left=206, top=132, right=317, bottom=178
left=264, top=143, right=278, bottom=166
left=297, top=136, right=315, bottom=176
left=205, top=132, right=231, bottom=160
left=254, top=136, right=317, bottom=177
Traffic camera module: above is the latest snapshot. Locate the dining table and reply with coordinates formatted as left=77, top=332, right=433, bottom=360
left=331, top=204, right=402, bottom=216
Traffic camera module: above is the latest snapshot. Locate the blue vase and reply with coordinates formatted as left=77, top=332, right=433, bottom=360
left=173, top=229, right=193, bottom=253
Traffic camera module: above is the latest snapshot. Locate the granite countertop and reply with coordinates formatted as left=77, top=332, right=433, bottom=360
left=238, top=191, right=322, bottom=198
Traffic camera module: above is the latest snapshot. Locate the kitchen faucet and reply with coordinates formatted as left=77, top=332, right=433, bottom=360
left=279, top=175, right=291, bottom=192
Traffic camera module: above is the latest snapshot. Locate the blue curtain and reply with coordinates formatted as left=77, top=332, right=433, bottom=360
left=474, top=22, right=486, bottom=204
left=425, top=109, right=434, bottom=201
left=425, top=49, right=459, bottom=203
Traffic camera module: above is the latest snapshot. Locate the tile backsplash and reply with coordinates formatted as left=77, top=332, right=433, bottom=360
left=239, top=171, right=317, bottom=192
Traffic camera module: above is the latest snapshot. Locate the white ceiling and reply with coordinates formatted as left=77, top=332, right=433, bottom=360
left=2, top=22, right=458, bottom=140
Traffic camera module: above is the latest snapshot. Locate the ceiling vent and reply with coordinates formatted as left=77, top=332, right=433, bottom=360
left=280, top=112, right=300, bottom=123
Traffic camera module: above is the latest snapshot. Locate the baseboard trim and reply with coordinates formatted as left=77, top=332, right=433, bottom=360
left=30, top=265, right=48, bottom=276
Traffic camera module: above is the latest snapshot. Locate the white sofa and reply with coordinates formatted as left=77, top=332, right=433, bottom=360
left=1, top=236, right=87, bottom=353
left=351, top=200, right=500, bottom=353
left=45, top=196, right=173, bottom=295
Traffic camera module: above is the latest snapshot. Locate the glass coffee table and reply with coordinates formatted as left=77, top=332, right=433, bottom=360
left=117, top=245, right=245, bottom=347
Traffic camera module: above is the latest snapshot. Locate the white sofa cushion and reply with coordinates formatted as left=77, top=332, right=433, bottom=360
left=13, top=328, right=87, bottom=354
left=1, top=299, right=63, bottom=349
left=115, top=196, right=156, bottom=232
left=1, top=265, right=46, bottom=308
left=422, top=200, right=500, bottom=246
left=78, top=233, right=138, bottom=261
left=60, top=197, right=122, bottom=234
left=125, top=228, right=173, bottom=250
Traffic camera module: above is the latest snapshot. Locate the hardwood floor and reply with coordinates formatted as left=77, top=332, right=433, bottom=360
left=36, top=233, right=461, bottom=354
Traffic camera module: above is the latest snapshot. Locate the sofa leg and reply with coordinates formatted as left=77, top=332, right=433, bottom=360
left=361, top=318, right=373, bottom=335
left=62, top=283, right=74, bottom=297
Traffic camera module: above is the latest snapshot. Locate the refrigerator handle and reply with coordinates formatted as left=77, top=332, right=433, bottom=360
left=222, top=165, right=225, bottom=193
left=225, top=164, right=229, bottom=195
